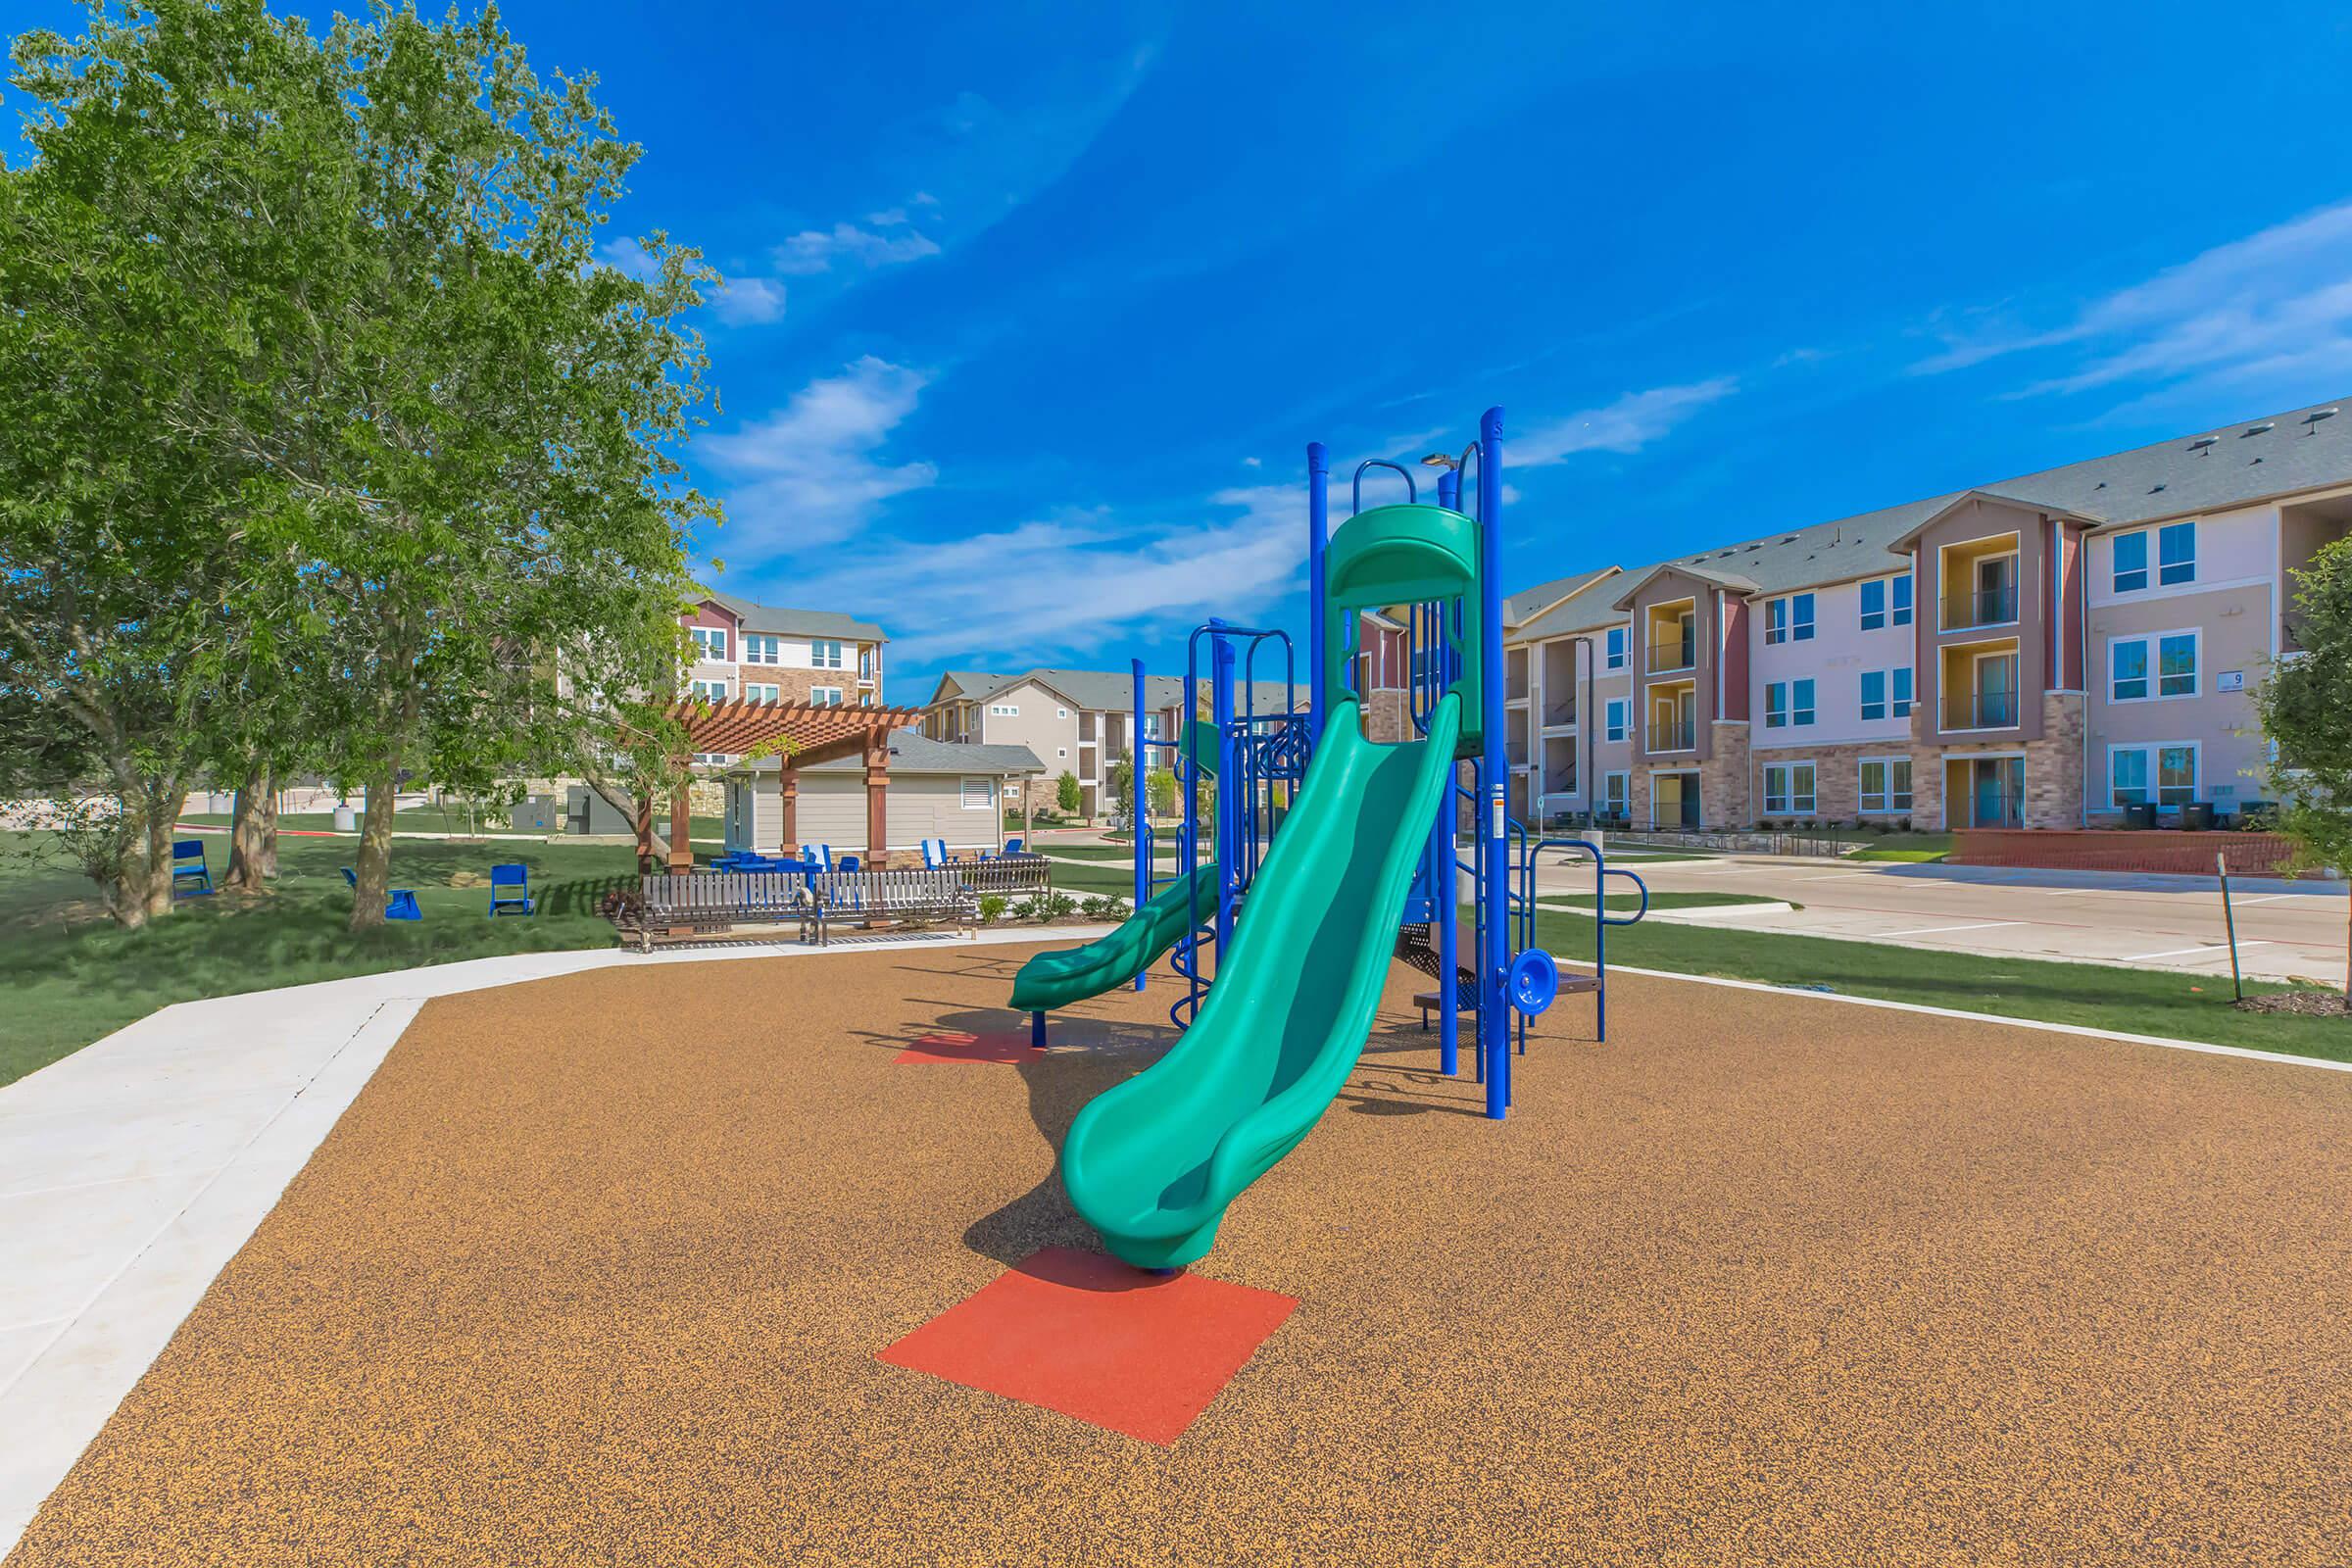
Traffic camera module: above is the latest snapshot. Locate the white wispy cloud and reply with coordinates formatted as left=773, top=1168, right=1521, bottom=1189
left=711, top=276, right=787, bottom=324
left=787, top=486, right=1310, bottom=668
left=774, top=220, right=945, bottom=275
left=1910, top=199, right=2352, bottom=402
left=703, top=357, right=936, bottom=552
left=597, top=236, right=662, bottom=280
left=1511, top=378, right=1740, bottom=465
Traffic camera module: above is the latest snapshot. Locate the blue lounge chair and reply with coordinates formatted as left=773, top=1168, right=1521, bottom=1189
left=343, top=865, right=422, bottom=921
left=800, top=843, right=834, bottom=873
left=920, top=839, right=947, bottom=869
left=1003, top=838, right=1023, bottom=857
left=488, top=862, right=534, bottom=916
left=172, top=839, right=214, bottom=898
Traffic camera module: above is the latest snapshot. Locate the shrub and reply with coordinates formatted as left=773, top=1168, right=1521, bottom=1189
left=1080, top=894, right=1126, bottom=920
left=977, top=894, right=1008, bottom=924
left=1033, top=891, right=1078, bottom=922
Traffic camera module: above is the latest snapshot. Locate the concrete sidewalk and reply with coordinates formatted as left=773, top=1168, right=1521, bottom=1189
left=1549, top=855, right=2347, bottom=985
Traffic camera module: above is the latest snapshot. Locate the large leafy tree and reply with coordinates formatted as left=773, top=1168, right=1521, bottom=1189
left=2254, top=537, right=2352, bottom=999
left=0, top=7, right=308, bottom=924
left=15, top=1, right=718, bottom=930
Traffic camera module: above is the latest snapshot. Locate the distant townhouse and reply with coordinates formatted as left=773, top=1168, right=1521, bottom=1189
left=1504, top=399, right=2352, bottom=831
left=922, top=666, right=1303, bottom=818
left=680, top=590, right=885, bottom=713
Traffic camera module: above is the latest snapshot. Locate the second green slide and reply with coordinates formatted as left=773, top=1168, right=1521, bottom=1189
left=1008, top=861, right=1215, bottom=1013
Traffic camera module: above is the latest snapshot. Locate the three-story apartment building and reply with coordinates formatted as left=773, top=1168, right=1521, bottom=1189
left=680, top=591, right=886, bottom=710
left=1504, top=399, right=2352, bottom=830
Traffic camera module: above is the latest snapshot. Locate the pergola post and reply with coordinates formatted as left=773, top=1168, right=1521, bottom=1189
left=779, top=765, right=798, bottom=855
left=667, top=780, right=692, bottom=874
left=633, top=792, right=656, bottom=874
left=863, top=738, right=890, bottom=868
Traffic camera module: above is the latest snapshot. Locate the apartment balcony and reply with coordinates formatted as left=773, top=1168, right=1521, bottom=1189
left=1939, top=585, right=2019, bottom=631
left=1645, top=635, right=1697, bottom=674
left=1648, top=718, right=1696, bottom=754
left=1942, top=689, right=2020, bottom=731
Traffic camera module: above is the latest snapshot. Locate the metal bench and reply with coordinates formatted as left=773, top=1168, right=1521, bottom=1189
left=626, top=868, right=823, bottom=952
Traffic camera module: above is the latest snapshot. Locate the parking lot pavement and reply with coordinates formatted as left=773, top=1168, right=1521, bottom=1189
left=1532, top=853, right=2348, bottom=985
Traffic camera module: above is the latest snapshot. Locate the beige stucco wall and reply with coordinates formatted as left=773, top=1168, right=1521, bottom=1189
left=2085, top=579, right=2274, bottom=815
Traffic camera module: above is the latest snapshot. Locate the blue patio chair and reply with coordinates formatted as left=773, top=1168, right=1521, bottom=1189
left=488, top=862, right=534, bottom=916
left=171, top=839, right=214, bottom=898
left=801, top=843, right=835, bottom=873
left=1003, top=838, right=1023, bottom=857
left=343, top=865, right=422, bottom=921
left=837, top=855, right=860, bottom=874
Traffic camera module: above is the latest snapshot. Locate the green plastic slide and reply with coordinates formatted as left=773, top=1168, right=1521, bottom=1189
left=1058, top=693, right=1462, bottom=1269
left=1008, top=862, right=1216, bottom=1013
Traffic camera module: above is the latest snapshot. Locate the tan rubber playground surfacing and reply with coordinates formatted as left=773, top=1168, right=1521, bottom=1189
left=12, top=943, right=2352, bottom=1566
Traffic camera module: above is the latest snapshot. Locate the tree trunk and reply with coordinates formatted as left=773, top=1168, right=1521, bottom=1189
left=349, top=776, right=400, bottom=932
left=256, top=785, right=279, bottom=878
left=224, top=765, right=273, bottom=893
left=134, top=785, right=185, bottom=923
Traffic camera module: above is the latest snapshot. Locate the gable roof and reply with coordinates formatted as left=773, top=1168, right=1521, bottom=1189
left=942, top=666, right=1302, bottom=716
left=1608, top=559, right=1761, bottom=611
left=701, top=589, right=885, bottom=644
left=1505, top=566, right=1619, bottom=626
left=1507, top=395, right=2352, bottom=619
left=786, top=728, right=1043, bottom=777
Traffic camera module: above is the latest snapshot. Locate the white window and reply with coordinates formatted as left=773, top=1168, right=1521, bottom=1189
left=2112, top=530, right=2148, bottom=594
left=690, top=752, right=736, bottom=766
left=1604, top=699, right=1629, bottom=742
left=2110, top=631, right=2198, bottom=702
left=810, top=639, right=845, bottom=669
left=810, top=686, right=843, bottom=707
left=1859, top=757, right=1913, bottom=813
left=1763, top=762, right=1817, bottom=815
left=689, top=678, right=728, bottom=703
left=1056, top=707, right=1069, bottom=718
left=2157, top=520, right=2196, bottom=586
left=1056, top=747, right=1068, bottom=758
left=1142, top=713, right=1163, bottom=740
left=2111, top=743, right=2198, bottom=808
left=1859, top=575, right=1913, bottom=631
left=1765, top=679, right=1814, bottom=728
left=744, top=682, right=780, bottom=705
left=1603, top=770, right=1629, bottom=814
left=1766, top=593, right=1815, bottom=645
left=689, top=625, right=730, bottom=662
left=960, top=777, right=996, bottom=809
left=858, top=645, right=874, bottom=681
left=1604, top=626, right=1628, bottom=669
left=990, top=703, right=1019, bottom=716
left=1860, top=668, right=1914, bottom=721
left=742, top=633, right=781, bottom=664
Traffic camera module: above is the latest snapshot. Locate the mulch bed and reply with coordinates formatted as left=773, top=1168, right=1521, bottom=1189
left=2235, top=990, right=2352, bottom=1018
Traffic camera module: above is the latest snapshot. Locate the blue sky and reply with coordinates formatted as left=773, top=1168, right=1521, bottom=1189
left=17, top=2, right=2352, bottom=700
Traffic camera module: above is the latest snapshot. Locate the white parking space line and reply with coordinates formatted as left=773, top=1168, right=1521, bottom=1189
left=1873, top=920, right=2025, bottom=939
left=2230, top=894, right=2298, bottom=907
left=2124, top=941, right=2271, bottom=961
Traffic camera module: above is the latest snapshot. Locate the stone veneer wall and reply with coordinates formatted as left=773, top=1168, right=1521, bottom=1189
left=2029, top=692, right=2084, bottom=828
left=1748, top=740, right=1923, bottom=825
left=1700, top=721, right=1751, bottom=827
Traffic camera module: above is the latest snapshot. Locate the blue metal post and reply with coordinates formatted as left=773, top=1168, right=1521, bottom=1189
left=1435, top=777, right=1458, bottom=1076
left=1306, top=443, right=1329, bottom=748
left=1438, top=468, right=1461, bottom=513
left=1477, top=407, right=1508, bottom=1119
left=1132, top=657, right=1149, bottom=992
left=1212, top=624, right=1239, bottom=959
left=1031, top=1009, right=1047, bottom=1051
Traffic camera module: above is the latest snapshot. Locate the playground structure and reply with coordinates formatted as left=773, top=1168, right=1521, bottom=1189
left=1010, top=407, right=1648, bottom=1268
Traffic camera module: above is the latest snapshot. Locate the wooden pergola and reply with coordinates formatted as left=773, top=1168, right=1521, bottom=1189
left=641, top=698, right=931, bottom=872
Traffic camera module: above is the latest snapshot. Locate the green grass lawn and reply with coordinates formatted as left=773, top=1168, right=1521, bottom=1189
left=1532, top=907, right=2351, bottom=1063
left=0, top=832, right=639, bottom=1086
left=1843, top=831, right=1956, bottom=863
